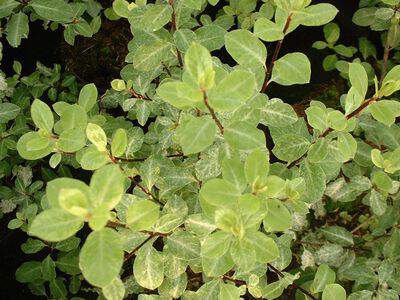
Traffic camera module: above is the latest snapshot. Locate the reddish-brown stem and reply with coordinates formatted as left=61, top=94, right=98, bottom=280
left=267, top=264, right=317, bottom=300
left=114, top=153, right=185, bottom=163
left=124, top=231, right=172, bottom=262
left=380, top=36, right=391, bottom=87
left=261, top=14, right=293, bottom=93
left=128, top=89, right=151, bottom=100
left=288, top=95, right=379, bottom=169
left=320, top=96, right=378, bottom=138
left=168, top=0, right=183, bottom=68
left=222, top=275, right=246, bottom=286
left=203, top=92, right=224, bottom=134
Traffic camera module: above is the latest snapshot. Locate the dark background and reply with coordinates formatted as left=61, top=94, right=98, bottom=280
left=0, top=0, right=381, bottom=299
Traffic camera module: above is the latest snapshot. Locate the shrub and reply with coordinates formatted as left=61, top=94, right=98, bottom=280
left=1, top=0, right=400, bottom=299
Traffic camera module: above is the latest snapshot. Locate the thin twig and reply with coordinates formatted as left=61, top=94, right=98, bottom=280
left=168, top=0, right=183, bottom=68
left=267, top=264, right=317, bottom=300
left=380, top=35, right=391, bottom=87
left=203, top=91, right=224, bottom=134
left=261, top=14, right=293, bottom=93
left=222, top=275, right=246, bottom=286
left=114, top=153, right=186, bottom=163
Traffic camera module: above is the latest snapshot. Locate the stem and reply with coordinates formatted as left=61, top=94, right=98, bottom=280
left=168, top=0, right=183, bottom=68
left=134, top=181, right=163, bottom=206
left=320, top=96, right=378, bottom=138
left=203, top=92, right=224, bottom=134
left=267, top=264, right=317, bottom=300
left=380, top=35, right=391, bottom=87
left=288, top=95, right=379, bottom=169
left=261, top=14, right=293, bottom=93
left=124, top=231, right=172, bottom=262
left=222, top=275, right=246, bottom=286
left=114, top=153, right=186, bottom=163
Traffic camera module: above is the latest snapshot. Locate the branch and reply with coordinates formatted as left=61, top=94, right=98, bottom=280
left=203, top=92, right=224, bottom=134
left=267, top=264, right=317, bottom=300
left=320, top=96, right=378, bottom=138
left=261, top=14, right=293, bottom=93
left=114, top=153, right=186, bottom=163
left=168, top=0, right=183, bottom=68
left=379, top=34, right=391, bottom=87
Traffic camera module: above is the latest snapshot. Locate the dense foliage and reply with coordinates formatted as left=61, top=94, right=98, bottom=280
left=1, top=0, right=400, bottom=299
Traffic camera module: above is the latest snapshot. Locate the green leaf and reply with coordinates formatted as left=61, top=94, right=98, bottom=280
left=42, top=255, right=56, bottom=281
left=271, top=52, right=311, bottom=86
left=247, top=232, right=279, bottom=263
left=230, top=238, right=256, bottom=272
left=0, top=102, right=20, bottom=123
left=296, top=4, right=338, bottom=26
left=86, top=123, right=107, bottom=151
left=183, top=43, right=215, bottom=90
left=261, top=98, right=298, bottom=128
left=200, top=178, right=241, bottom=207
left=101, top=277, right=125, bottom=300
left=202, top=250, right=234, bottom=277
left=29, top=208, right=83, bottom=242
left=305, top=106, right=329, bottom=132
left=263, top=199, right=292, bottom=232
left=299, top=161, right=326, bottom=204
left=369, top=189, right=387, bottom=216
left=254, top=18, right=284, bottom=42
left=383, top=229, right=400, bottom=261
left=58, top=188, right=89, bottom=217
left=102, top=277, right=125, bottom=300
left=176, top=116, right=217, bottom=155
left=0, top=0, right=19, bottom=19
left=353, top=8, right=377, bottom=27
left=15, top=261, right=42, bottom=283
left=126, top=200, right=160, bottom=231
left=156, top=81, right=203, bottom=109
left=311, top=264, right=335, bottom=293
left=322, top=284, right=346, bottom=300
left=57, top=104, right=88, bottom=132
left=224, top=121, right=265, bottom=151
left=272, top=134, right=310, bottom=163
left=31, top=99, right=54, bottom=133
left=349, top=62, right=368, bottom=99
left=133, top=244, right=164, bottom=290
left=111, top=128, right=127, bottom=157
left=79, top=146, right=110, bottom=170
left=369, top=100, right=400, bottom=127
left=201, top=231, right=232, bottom=258
left=30, top=0, right=74, bottom=22
left=89, top=164, right=125, bottom=209
left=219, top=283, right=241, bottom=300
left=58, top=128, right=86, bottom=153
left=225, top=29, right=267, bottom=67
left=79, top=228, right=124, bottom=287
left=166, top=230, right=200, bottom=260
left=324, top=23, right=340, bottom=44
left=208, top=69, right=256, bottom=112
left=337, top=132, right=357, bottom=161
left=46, top=177, right=91, bottom=208
left=78, top=83, right=98, bottom=112
left=17, top=132, right=54, bottom=160
left=195, top=24, right=227, bottom=51
left=132, top=40, right=171, bottom=72
left=130, top=4, right=172, bottom=32
left=222, top=156, right=247, bottom=192
left=320, top=226, right=354, bottom=246
left=6, top=12, right=29, bottom=48
left=244, top=148, right=269, bottom=190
